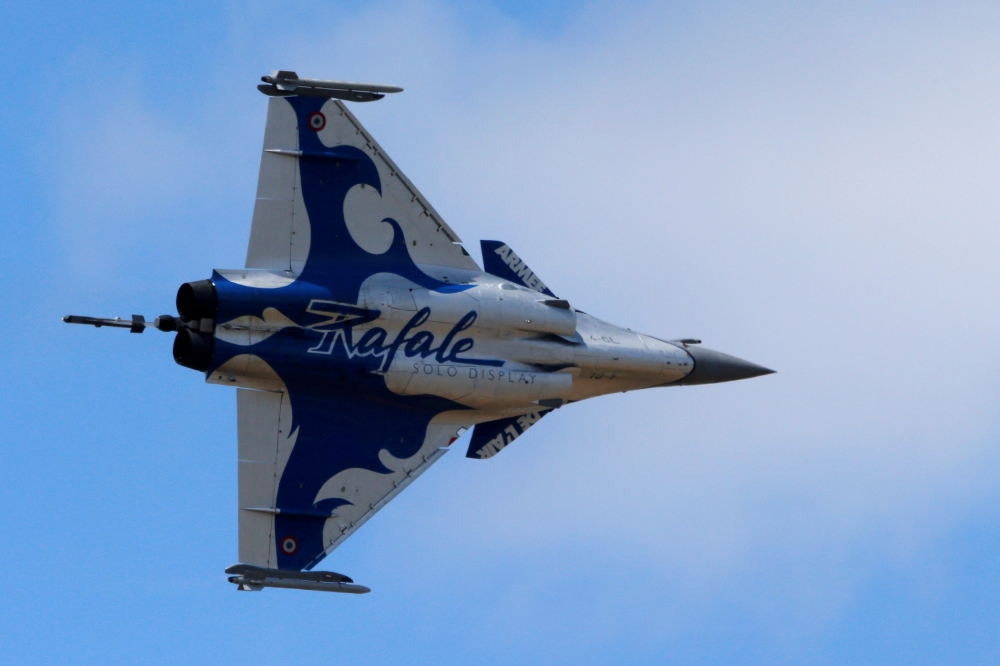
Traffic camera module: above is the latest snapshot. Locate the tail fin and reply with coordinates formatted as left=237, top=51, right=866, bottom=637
left=480, top=241, right=556, bottom=297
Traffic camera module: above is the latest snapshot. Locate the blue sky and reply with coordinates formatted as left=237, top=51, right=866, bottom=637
left=3, top=1, right=1000, bottom=663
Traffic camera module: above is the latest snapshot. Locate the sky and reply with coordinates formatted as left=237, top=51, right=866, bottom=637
left=2, top=1, right=1000, bottom=663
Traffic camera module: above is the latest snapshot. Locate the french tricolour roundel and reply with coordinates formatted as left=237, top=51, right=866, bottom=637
left=308, top=112, right=326, bottom=131
left=281, top=536, right=299, bottom=555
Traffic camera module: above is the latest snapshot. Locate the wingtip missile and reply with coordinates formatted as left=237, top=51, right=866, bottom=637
left=225, top=564, right=370, bottom=594
left=258, top=71, right=403, bottom=102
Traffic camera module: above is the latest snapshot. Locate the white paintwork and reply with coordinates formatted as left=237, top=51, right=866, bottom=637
left=237, top=386, right=298, bottom=568
left=230, top=94, right=702, bottom=573
left=246, top=97, right=300, bottom=272
left=216, top=268, right=296, bottom=289
left=315, top=416, right=464, bottom=565
left=215, top=308, right=299, bottom=346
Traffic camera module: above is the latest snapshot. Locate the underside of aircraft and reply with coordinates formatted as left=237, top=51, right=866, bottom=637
left=66, top=72, right=773, bottom=593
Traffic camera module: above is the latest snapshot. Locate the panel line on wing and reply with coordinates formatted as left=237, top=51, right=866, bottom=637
left=310, top=446, right=450, bottom=569
left=333, top=102, right=461, bottom=243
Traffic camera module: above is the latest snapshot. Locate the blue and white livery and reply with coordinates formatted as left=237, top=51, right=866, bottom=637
left=65, top=72, right=774, bottom=593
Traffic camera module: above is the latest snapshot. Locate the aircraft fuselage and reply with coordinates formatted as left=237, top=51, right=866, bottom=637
left=196, top=268, right=732, bottom=427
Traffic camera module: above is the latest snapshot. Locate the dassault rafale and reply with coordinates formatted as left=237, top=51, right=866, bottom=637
left=65, top=72, right=774, bottom=594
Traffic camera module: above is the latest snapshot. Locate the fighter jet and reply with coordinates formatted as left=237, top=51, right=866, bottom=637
left=65, top=72, right=773, bottom=594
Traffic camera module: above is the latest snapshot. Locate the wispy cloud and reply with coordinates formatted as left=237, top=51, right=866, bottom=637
left=38, top=0, right=1000, bottom=650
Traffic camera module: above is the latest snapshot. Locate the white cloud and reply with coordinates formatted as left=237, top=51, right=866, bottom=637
left=45, top=0, right=1000, bottom=642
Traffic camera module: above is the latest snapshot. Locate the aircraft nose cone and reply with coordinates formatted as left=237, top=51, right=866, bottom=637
left=677, top=345, right=775, bottom=385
